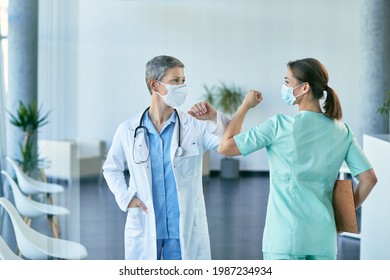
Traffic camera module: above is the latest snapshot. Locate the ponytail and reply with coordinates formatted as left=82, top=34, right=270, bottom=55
left=323, top=86, right=342, bottom=120
left=288, top=58, right=343, bottom=120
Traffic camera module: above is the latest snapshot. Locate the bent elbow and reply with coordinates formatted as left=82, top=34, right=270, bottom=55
left=217, top=140, right=241, bottom=156
left=368, top=169, right=378, bottom=186
left=364, top=169, right=378, bottom=189
left=371, top=173, right=378, bottom=187
left=217, top=143, right=228, bottom=156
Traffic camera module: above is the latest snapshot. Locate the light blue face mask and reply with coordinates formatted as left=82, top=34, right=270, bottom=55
left=281, top=83, right=305, bottom=105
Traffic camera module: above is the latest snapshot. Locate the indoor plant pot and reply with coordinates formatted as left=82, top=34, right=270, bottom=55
left=203, top=82, right=244, bottom=179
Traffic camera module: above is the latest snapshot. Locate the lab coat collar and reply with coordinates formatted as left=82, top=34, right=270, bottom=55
left=142, top=110, right=178, bottom=136
left=128, top=109, right=190, bottom=152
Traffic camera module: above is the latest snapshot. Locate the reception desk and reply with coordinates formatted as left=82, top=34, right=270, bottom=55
left=361, top=134, right=390, bottom=259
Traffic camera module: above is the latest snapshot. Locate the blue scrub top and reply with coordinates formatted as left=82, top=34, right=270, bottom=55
left=143, top=112, right=180, bottom=240
left=234, top=111, right=372, bottom=256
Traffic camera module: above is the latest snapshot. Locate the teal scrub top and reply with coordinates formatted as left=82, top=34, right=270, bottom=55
left=234, top=111, right=372, bottom=256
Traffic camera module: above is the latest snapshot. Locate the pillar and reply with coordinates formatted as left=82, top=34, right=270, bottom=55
left=358, top=0, right=390, bottom=141
left=6, top=0, right=38, bottom=162
left=2, top=0, right=38, bottom=251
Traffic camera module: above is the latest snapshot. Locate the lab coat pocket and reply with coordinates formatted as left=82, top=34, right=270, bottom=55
left=178, top=144, right=201, bottom=177
left=125, top=208, right=144, bottom=239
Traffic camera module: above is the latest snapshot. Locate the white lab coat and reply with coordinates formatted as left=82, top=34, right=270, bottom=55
left=103, top=110, right=229, bottom=260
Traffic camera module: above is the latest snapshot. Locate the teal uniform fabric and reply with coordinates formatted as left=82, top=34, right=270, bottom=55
left=234, top=111, right=372, bottom=256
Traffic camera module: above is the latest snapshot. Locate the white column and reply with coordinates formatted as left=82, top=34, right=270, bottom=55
left=3, top=0, right=38, bottom=253
left=358, top=0, right=390, bottom=141
left=6, top=0, right=38, bottom=161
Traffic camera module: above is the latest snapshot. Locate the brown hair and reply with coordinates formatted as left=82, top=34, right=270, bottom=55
left=288, top=58, right=342, bottom=120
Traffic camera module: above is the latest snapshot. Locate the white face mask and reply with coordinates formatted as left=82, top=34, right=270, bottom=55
left=281, top=83, right=305, bottom=106
left=157, top=81, right=188, bottom=108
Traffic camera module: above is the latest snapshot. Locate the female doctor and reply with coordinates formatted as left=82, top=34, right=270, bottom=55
left=218, top=58, right=377, bottom=260
left=103, top=55, right=229, bottom=260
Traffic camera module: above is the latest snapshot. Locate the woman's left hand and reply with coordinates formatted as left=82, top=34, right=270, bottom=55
left=188, top=101, right=217, bottom=122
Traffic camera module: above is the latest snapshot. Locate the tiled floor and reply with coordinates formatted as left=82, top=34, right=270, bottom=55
left=78, top=172, right=360, bottom=260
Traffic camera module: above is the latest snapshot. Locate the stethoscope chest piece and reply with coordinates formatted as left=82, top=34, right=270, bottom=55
left=176, top=146, right=184, bottom=157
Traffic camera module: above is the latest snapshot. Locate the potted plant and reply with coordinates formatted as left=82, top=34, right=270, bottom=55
left=202, top=82, right=244, bottom=179
left=7, top=99, right=50, bottom=177
left=377, top=91, right=390, bottom=115
left=377, top=90, right=390, bottom=132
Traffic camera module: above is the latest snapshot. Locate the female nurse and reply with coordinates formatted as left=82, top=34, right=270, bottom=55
left=217, top=58, right=377, bottom=260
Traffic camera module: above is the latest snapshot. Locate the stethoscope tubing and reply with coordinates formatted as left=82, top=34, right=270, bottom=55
left=133, top=107, right=183, bottom=164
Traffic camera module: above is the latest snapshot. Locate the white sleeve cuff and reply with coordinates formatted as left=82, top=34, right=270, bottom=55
left=117, top=187, right=137, bottom=212
left=206, top=111, right=230, bottom=136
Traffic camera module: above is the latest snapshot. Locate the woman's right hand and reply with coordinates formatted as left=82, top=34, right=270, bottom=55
left=242, top=90, right=263, bottom=109
left=128, top=197, right=148, bottom=213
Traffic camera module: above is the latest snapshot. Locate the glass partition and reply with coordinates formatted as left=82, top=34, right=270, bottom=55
left=0, top=0, right=8, bottom=232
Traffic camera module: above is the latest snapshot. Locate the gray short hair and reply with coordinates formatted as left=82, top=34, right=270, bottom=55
left=145, top=55, right=185, bottom=95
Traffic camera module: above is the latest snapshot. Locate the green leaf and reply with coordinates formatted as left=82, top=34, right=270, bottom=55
left=201, top=82, right=244, bottom=116
left=377, top=91, right=390, bottom=115
left=8, top=98, right=51, bottom=175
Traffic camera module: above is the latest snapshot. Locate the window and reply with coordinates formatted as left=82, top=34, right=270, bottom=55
left=0, top=0, right=8, bottom=227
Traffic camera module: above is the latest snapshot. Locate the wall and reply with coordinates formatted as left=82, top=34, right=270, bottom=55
left=39, top=0, right=361, bottom=171
left=361, top=134, right=390, bottom=259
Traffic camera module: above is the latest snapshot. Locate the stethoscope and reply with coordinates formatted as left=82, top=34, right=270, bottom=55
left=132, top=106, right=183, bottom=164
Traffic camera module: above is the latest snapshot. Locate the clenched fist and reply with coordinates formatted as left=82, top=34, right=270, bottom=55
left=188, top=101, right=217, bottom=122
left=242, top=90, right=263, bottom=109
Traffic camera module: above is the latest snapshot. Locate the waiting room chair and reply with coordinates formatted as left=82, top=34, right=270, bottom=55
left=1, top=170, right=69, bottom=238
left=6, top=156, right=64, bottom=195
left=0, top=197, right=88, bottom=260
left=0, top=235, right=22, bottom=260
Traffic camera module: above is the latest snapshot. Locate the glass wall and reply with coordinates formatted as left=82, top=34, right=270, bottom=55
left=0, top=0, right=8, bottom=230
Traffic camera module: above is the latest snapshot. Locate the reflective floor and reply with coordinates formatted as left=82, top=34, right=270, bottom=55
left=79, top=172, right=360, bottom=260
